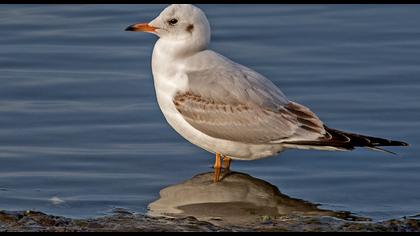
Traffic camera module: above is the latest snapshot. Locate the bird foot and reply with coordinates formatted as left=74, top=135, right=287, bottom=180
left=213, top=154, right=233, bottom=182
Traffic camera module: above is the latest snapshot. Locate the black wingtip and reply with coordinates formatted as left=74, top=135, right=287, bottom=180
left=366, top=146, right=398, bottom=155
left=390, top=140, right=409, bottom=147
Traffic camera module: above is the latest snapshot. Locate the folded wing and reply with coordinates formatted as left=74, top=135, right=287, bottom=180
left=173, top=51, right=327, bottom=144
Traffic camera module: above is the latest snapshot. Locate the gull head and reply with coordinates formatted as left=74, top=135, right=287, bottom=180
left=126, top=4, right=211, bottom=54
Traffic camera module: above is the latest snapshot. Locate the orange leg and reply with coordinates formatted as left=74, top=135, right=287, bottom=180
left=223, top=156, right=232, bottom=170
left=213, top=152, right=222, bottom=183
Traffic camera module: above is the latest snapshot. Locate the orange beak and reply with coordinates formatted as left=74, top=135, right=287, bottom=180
left=125, top=23, right=157, bottom=33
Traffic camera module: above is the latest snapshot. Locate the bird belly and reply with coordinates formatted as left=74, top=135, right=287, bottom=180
left=153, top=75, right=284, bottom=160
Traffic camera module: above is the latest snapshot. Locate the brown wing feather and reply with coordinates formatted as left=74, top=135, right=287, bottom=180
left=173, top=92, right=326, bottom=144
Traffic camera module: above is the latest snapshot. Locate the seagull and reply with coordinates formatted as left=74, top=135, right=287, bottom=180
left=126, top=4, right=408, bottom=182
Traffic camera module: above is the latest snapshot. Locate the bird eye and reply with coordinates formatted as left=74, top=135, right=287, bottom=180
left=168, top=18, right=178, bottom=25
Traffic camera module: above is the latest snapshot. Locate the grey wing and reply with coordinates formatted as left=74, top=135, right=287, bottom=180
left=174, top=55, right=327, bottom=144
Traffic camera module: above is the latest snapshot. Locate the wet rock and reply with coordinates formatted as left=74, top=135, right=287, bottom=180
left=148, top=171, right=368, bottom=227
left=0, top=209, right=419, bottom=232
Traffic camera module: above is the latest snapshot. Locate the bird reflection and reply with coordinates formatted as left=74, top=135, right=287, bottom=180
left=148, top=171, right=367, bottom=225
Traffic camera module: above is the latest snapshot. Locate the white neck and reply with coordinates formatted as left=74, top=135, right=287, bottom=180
left=151, top=39, right=192, bottom=113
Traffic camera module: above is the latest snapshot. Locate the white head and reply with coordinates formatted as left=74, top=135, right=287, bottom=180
left=126, top=4, right=211, bottom=56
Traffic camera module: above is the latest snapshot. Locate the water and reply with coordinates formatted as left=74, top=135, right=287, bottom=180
left=0, top=4, right=419, bottom=222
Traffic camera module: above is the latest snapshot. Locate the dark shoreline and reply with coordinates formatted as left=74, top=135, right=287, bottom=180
left=1, top=210, right=419, bottom=232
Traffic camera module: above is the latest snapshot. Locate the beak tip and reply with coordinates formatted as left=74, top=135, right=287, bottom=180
left=125, top=26, right=135, bottom=31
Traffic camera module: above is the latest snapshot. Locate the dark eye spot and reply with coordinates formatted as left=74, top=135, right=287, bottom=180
left=186, top=24, right=194, bottom=33
left=168, top=18, right=178, bottom=25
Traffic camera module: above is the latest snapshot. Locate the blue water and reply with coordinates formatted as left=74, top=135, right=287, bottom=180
left=0, top=4, right=419, bottom=222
